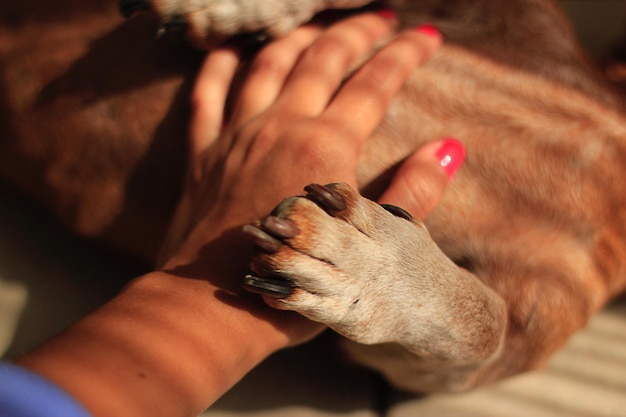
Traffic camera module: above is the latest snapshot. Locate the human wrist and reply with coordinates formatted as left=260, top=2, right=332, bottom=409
left=127, top=270, right=291, bottom=355
left=17, top=270, right=288, bottom=417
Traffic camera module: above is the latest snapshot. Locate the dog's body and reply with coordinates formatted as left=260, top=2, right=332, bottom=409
left=1, top=0, right=625, bottom=392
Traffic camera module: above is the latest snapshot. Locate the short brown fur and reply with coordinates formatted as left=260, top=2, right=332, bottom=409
left=1, top=0, right=625, bottom=392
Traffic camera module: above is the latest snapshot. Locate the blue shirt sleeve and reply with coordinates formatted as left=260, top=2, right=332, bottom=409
left=0, top=362, right=92, bottom=417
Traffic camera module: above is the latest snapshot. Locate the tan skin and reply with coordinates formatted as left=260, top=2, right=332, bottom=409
left=16, top=12, right=453, bottom=417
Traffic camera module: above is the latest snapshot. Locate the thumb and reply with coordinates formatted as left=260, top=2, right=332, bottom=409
left=377, top=138, right=465, bottom=220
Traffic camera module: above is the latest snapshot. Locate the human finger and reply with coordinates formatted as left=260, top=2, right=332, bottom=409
left=271, top=10, right=398, bottom=116
left=322, top=26, right=441, bottom=146
left=189, top=46, right=240, bottom=160
left=228, top=24, right=324, bottom=126
left=377, top=139, right=465, bottom=220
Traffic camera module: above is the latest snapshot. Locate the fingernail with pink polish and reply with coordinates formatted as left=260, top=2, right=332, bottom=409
left=415, top=24, right=440, bottom=38
left=377, top=8, right=397, bottom=20
left=435, top=138, right=465, bottom=180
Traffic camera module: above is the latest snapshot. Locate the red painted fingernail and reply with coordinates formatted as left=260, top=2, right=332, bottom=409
left=415, top=24, right=440, bottom=38
left=376, top=8, right=397, bottom=20
left=435, top=138, right=465, bottom=180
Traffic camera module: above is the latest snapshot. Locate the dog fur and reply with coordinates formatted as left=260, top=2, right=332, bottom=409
left=1, top=0, right=625, bottom=392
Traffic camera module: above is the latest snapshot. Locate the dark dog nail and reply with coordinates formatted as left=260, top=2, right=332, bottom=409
left=381, top=204, right=413, bottom=221
left=304, top=184, right=347, bottom=212
left=243, top=275, right=294, bottom=298
left=155, top=16, right=189, bottom=41
left=242, top=224, right=283, bottom=253
left=261, top=216, right=300, bottom=239
left=119, top=0, right=150, bottom=18
left=231, top=29, right=272, bottom=48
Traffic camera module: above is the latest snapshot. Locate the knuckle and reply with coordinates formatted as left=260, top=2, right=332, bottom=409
left=399, top=32, right=437, bottom=64
left=292, top=130, right=331, bottom=164
left=297, top=140, right=330, bottom=168
left=251, top=45, right=294, bottom=76
left=291, top=121, right=358, bottom=166
left=246, top=117, right=283, bottom=147
left=363, top=53, right=409, bottom=87
left=189, top=93, right=203, bottom=115
left=304, top=34, right=352, bottom=63
left=190, top=90, right=211, bottom=116
left=406, top=177, right=443, bottom=219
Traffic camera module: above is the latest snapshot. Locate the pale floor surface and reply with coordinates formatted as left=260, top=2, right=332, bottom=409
left=2, top=1, right=626, bottom=416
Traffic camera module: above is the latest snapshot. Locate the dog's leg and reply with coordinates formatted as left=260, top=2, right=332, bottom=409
left=243, top=182, right=508, bottom=392
left=119, top=0, right=374, bottom=47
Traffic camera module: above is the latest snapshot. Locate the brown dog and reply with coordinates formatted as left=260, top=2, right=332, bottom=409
left=1, top=0, right=625, bottom=392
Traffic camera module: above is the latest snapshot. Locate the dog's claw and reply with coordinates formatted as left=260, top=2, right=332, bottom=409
left=242, top=224, right=283, bottom=253
left=381, top=204, right=413, bottom=221
left=119, top=0, right=150, bottom=18
left=243, top=275, right=294, bottom=298
left=231, top=30, right=273, bottom=49
left=155, top=16, right=189, bottom=41
left=261, top=216, right=300, bottom=239
left=305, top=183, right=347, bottom=212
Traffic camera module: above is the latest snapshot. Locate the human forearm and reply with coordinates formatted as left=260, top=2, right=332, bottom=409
left=17, top=270, right=287, bottom=417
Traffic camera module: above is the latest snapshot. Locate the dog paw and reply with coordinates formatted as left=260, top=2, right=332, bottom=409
left=242, top=183, right=444, bottom=344
left=119, top=0, right=372, bottom=48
